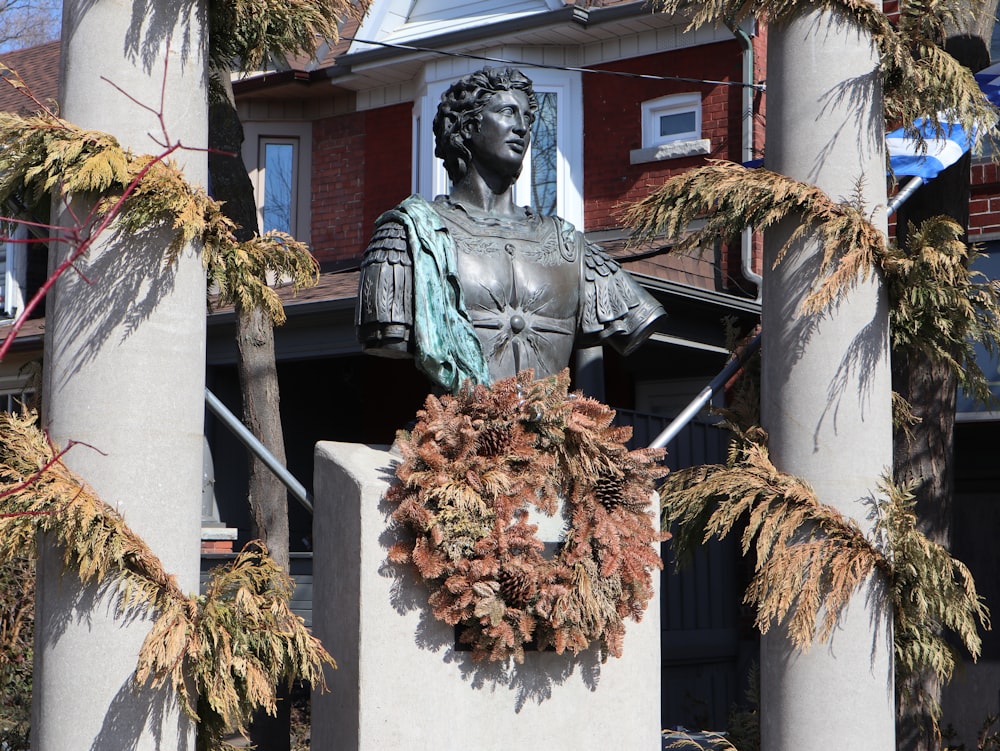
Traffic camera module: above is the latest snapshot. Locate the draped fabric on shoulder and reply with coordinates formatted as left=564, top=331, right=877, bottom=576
left=571, top=221, right=666, bottom=355
left=379, top=195, right=490, bottom=392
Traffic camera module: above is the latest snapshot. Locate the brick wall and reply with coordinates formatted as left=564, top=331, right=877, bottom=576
left=310, top=103, right=412, bottom=264
left=583, top=41, right=743, bottom=232
left=312, top=110, right=365, bottom=264
left=363, top=104, right=413, bottom=234
left=971, top=163, right=1000, bottom=237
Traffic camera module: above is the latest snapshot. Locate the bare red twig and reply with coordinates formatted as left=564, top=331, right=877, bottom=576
left=0, top=63, right=62, bottom=122
left=0, top=435, right=105, bottom=503
left=0, top=141, right=182, bottom=362
left=100, top=32, right=173, bottom=149
left=0, top=36, right=193, bottom=363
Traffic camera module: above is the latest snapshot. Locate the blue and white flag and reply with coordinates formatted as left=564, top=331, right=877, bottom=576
left=886, top=119, right=972, bottom=179
left=974, top=62, right=1000, bottom=108
left=886, top=64, right=1000, bottom=180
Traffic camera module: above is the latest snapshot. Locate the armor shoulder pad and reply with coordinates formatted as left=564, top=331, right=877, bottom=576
left=362, top=221, right=411, bottom=266
left=583, top=242, right=621, bottom=279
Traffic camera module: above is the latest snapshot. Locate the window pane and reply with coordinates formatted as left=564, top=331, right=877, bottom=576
left=262, top=141, right=295, bottom=234
left=659, top=111, right=697, bottom=138
left=530, top=92, right=558, bottom=217
left=958, top=247, right=1000, bottom=412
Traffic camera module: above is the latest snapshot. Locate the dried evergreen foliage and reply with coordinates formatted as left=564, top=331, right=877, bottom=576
left=623, top=161, right=885, bottom=312
left=0, top=89, right=318, bottom=330
left=389, top=370, right=667, bottom=663
left=206, top=230, right=320, bottom=325
left=661, top=427, right=989, bottom=707
left=656, top=0, right=996, bottom=147
left=0, top=550, right=33, bottom=751
left=883, top=215, right=1000, bottom=408
left=663, top=731, right=738, bottom=751
left=0, top=410, right=334, bottom=750
left=210, top=0, right=366, bottom=73
left=626, top=175, right=1000, bottom=410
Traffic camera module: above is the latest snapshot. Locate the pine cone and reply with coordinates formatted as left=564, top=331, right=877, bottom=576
left=594, top=472, right=625, bottom=511
left=476, top=423, right=513, bottom=457
left=498, top=567, right=537, bottom=606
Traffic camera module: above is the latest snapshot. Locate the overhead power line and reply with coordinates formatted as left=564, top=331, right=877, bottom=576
left=341, top=37, right=766, bottom=91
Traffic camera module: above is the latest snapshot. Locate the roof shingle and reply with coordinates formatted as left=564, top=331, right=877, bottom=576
left=0, top=40, right=60, bottom=114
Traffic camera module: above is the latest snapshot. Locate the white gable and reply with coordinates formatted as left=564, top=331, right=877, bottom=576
left=349, top=0, right=565, bottom=54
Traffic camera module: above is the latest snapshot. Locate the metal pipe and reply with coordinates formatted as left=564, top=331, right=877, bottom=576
left=649, top=332, right=761, bottom=449
left=204, top=387, right=314, bottom=513
left=730, top=21, right=763, bottom=296
left=887, top=175, right=924, bottom=216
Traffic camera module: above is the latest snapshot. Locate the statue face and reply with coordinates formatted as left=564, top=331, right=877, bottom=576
left=467, top=89, right=532, bottom=180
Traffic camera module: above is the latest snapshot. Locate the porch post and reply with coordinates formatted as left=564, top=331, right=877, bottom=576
left=760, top=3, right=895, bottom=750
left=33, top=2, right=207, bottom=748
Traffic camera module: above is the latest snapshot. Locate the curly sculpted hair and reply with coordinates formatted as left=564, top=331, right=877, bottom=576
left=433, top=67, right=539, bottom=184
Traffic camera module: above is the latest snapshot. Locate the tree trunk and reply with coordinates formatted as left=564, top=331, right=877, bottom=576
left=892, top=5, right=998, bottom=749
left=208, top=71, right=291, bottom=750
left=234, top=301, right=291, bottom=570
left=207, top=71, right=290, bottom=572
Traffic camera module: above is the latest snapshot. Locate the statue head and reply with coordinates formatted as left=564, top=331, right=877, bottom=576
left=433, top=67, right=539, bottom=185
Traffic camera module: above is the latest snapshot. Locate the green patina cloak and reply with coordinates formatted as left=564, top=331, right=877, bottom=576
left=377, top=195, right=491, bottom=392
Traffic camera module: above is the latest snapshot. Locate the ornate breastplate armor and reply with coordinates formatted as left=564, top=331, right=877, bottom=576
left=356, top=194, right=665, bottom=393
left=436, top=202, right=581, bottom=382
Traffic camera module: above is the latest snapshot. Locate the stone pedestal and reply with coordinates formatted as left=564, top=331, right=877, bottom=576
left=312, top=441, right=661, bottom=751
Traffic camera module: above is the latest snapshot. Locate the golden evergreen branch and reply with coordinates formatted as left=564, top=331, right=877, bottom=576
left=0, top=108, right=320, bottom=336
left=661, top=426, right=989, bottom=708
left=883, top=216, right=1000, bottom=408
left=210, top=0, right=368, bottom=73
left=0, top=411, right=334, bottom=750
left=622, top=161, right=886, bottom=312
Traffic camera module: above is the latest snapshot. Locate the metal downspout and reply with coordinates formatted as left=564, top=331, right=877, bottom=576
left=731, top=21, right=763, bottom=298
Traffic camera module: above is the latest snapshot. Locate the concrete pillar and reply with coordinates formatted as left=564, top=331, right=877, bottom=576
left=33, top=2, right=207, bottom=749
left=760, top=4, right=894, bottom=751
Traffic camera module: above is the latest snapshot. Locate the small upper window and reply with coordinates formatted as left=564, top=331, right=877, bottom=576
left=259, top=138, right=298, bottom=235
left=641, top=93, right=701, bottom=148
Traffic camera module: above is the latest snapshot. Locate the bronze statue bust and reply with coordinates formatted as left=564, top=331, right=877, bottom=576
left=357, top=67, right=665, bottom=392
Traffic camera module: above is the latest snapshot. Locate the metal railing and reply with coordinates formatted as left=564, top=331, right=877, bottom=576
left=648, top=332, right=761, bottom=449
left=204, top=388, right=313, bottom=513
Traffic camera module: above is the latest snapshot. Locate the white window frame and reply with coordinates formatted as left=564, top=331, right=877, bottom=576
left=632, top=93, right=711, bottom=165
left=1, top=222, right=27, bottom=319
left=641, top=92, right=702, bottom=148
left=414, top=65, right=584, bottom=230
left=241, top=121, right=313, bottom=244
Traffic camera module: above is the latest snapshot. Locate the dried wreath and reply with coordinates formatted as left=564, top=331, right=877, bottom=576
left=387, top=369, right=667, bottom=663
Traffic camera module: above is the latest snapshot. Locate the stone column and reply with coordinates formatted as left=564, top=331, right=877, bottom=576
left=33, top=1, right=207, bottom=749
left=760, top=4, right=894, bottom=751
